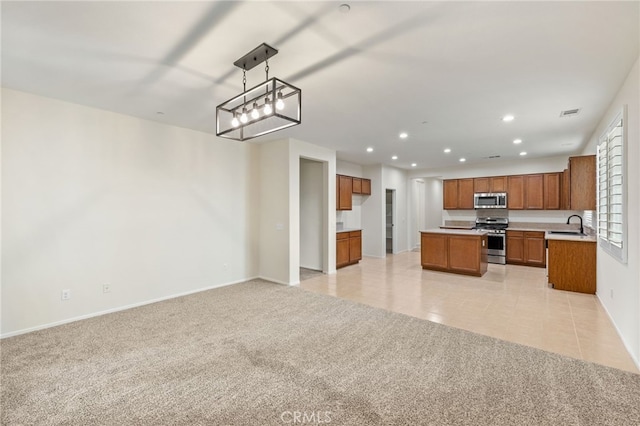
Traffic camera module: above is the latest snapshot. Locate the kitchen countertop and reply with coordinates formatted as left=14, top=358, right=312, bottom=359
left=422, top=229, right=488, bottom=236
left=545, top=232, right=597, bottom=243
left=336, top=228, right=361, bottom=233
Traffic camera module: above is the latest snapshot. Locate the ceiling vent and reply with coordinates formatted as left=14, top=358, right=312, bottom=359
left=484, top=155, right=501, bottom=159
left=559, top=108, right=581, bottom=117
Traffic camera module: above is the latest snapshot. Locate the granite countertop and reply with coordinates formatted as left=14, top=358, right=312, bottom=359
left=439, top=225, right=474, bottom=230
left=422, top=228, right=488, bottom=236
left=337, top=228, right=361, bottom=233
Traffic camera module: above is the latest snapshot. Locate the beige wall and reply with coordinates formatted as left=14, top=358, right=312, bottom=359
left=583, top=57, right=639, bottom=367
left=1, top=88, right=259, bottom=336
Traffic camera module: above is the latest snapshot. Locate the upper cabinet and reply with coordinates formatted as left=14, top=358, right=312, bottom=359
left=474, top=176, right=507, bottom=193
left=524, top=174, right=544, bottom=210
left=443, top=179, right=474, bottom=210
left=351, top=177, right=371, bottom=195
left=568, top=155, right=596, bottom=210
left=507, top=176, right=524, bottom=209
left=457, top=179, right=474, bottom=209
left=508, top=174, right=543, bottom=210
left=337, top=175, right=353, bottom=211
left=443, top=155, right=595, bottom=211
left=544, top=173, right=562, bottom=210
left=336, top=174, right=371, bottom=210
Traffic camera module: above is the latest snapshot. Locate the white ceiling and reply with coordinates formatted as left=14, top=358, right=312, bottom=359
left=2, top=1, right=638, bottom=170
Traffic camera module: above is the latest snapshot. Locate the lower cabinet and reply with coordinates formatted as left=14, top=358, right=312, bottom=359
left=421, top=232, right=488, bottom=277
left=337, top=230, right=362, bottom=269
left=506, top=231, right=546, bottom=267
left=548, top=239, right=596, bottom=294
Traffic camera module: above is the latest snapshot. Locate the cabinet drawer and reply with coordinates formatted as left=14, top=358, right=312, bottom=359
left=349, top=231, right=361, bottom=238
left=524, top=231, right=544, bottom=238
left=507, top=230, right=524, bottom=237
left=337, top=232, right=349, bottom=240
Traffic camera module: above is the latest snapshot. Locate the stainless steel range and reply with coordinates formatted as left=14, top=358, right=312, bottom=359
left=474, top=217, right=508, bottom=265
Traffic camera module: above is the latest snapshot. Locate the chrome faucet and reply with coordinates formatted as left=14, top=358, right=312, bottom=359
left=566, top=214, right=584, bottom=234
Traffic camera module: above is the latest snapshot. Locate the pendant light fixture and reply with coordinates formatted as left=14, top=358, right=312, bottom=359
left=216, top=43, right=302, bottom=141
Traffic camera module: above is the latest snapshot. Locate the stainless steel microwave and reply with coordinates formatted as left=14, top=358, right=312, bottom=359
left=474, top=193, right=507, bottom=209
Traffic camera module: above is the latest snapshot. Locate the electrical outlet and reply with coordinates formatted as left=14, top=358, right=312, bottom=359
left=61, top=289, right=71, bottom=301
left=103, top=284, right=111, bottom=293
left=223, top=263, right=228, bottom=270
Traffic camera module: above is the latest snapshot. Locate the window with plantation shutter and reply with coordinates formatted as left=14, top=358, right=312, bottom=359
left=597, top=108, right=626, bottom=263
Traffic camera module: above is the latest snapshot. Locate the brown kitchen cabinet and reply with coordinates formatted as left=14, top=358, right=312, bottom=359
left=525, top=174, right=544, bottom=209
left=446, top=156, right=595, bottom=211
left=544, top=173, right=562, bottom=210
left=548, top=239, right=596, bottom=294
left=524, top=231, right=546, bottom=267
left=506, top=230, right=525, bottom=263
left=560, top=155, right=596, bottom=210
left=507, top=176, right=525, bottom=209
left=336, top=175, right=371, bottom=210
left=443, top=179, right=474, bottom=210
left=568, top=155, right=596, bottom=210
left=457, top=179, right=474, bottom=209
left=443, top=180, right=459, bottom=209
left=421, top=232, right=488, bottom=277
left=337, top=230, right=362, bottom=269
left=508, top=174, right=544, bottom=210
left=336, top=175, right=352, bottom=210
left=506, top=230, right=545, bottom=267
left=474, top=176, right=507, bottom=193
left=361, top=178, right=371, bottom=195
left=421, top=233, right=448, bottom=270
left=352, top=177, right=362, bottom=194
left=561, top=169, right=571, bottom=210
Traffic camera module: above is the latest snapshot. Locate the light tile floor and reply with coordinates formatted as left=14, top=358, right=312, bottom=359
left=299, top=251, right=639, bottom=374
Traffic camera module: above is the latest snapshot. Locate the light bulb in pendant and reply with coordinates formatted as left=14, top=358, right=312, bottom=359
left=231, top=115, right=240, bottom=128
left=276, top=91, right=285, bottom=110
left=240, top=108, right=248, bottom=124
left=263, top=98, right=273, bottom=115
left=251, top=102, right=260, bottom=119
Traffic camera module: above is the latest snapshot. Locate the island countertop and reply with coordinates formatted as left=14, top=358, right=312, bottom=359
left=421, top=228, right=488, bottom=236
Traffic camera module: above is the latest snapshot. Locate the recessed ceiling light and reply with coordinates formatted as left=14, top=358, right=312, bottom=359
left=502, top=114, right=515, bottom=122
left=391, top=155, right=398, bottom=160
left=339, top=3, right=351, bottom=13
left=444, top=148, right=451, bottom=153
left=399, top=132, right=408, bottom=139
left=513, top=139, right=522, bottom=144
left=366, top=147, right=374, bottom=152
left=411, top=163, right=417, bottom=167
left=520, top=152, right=527, bottom=156
left=459, top=158, right=466, bottom=162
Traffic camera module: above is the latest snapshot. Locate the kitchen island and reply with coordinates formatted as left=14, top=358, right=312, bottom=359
left=420, top=229, right=489, bottom=277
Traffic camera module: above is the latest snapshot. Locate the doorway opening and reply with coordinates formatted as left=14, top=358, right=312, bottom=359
left=299, top=158, right=324, bottom=280
left=386, top=189, right=395, bottom=254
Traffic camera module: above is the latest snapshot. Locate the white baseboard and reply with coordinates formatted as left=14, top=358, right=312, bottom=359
left=596, top=291, right=640, bottom=371
left=1, top=276, right=259, bottom=339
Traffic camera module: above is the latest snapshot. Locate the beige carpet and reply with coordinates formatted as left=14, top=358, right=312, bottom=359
left=2, top=279, right=639, bottom=425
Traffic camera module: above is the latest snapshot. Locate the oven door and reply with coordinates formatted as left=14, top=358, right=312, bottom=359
left=487, top=233, right=507, bottom=265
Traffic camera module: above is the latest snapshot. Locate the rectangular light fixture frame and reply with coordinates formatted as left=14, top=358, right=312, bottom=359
left=216, top=77, right=302, bottom=141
